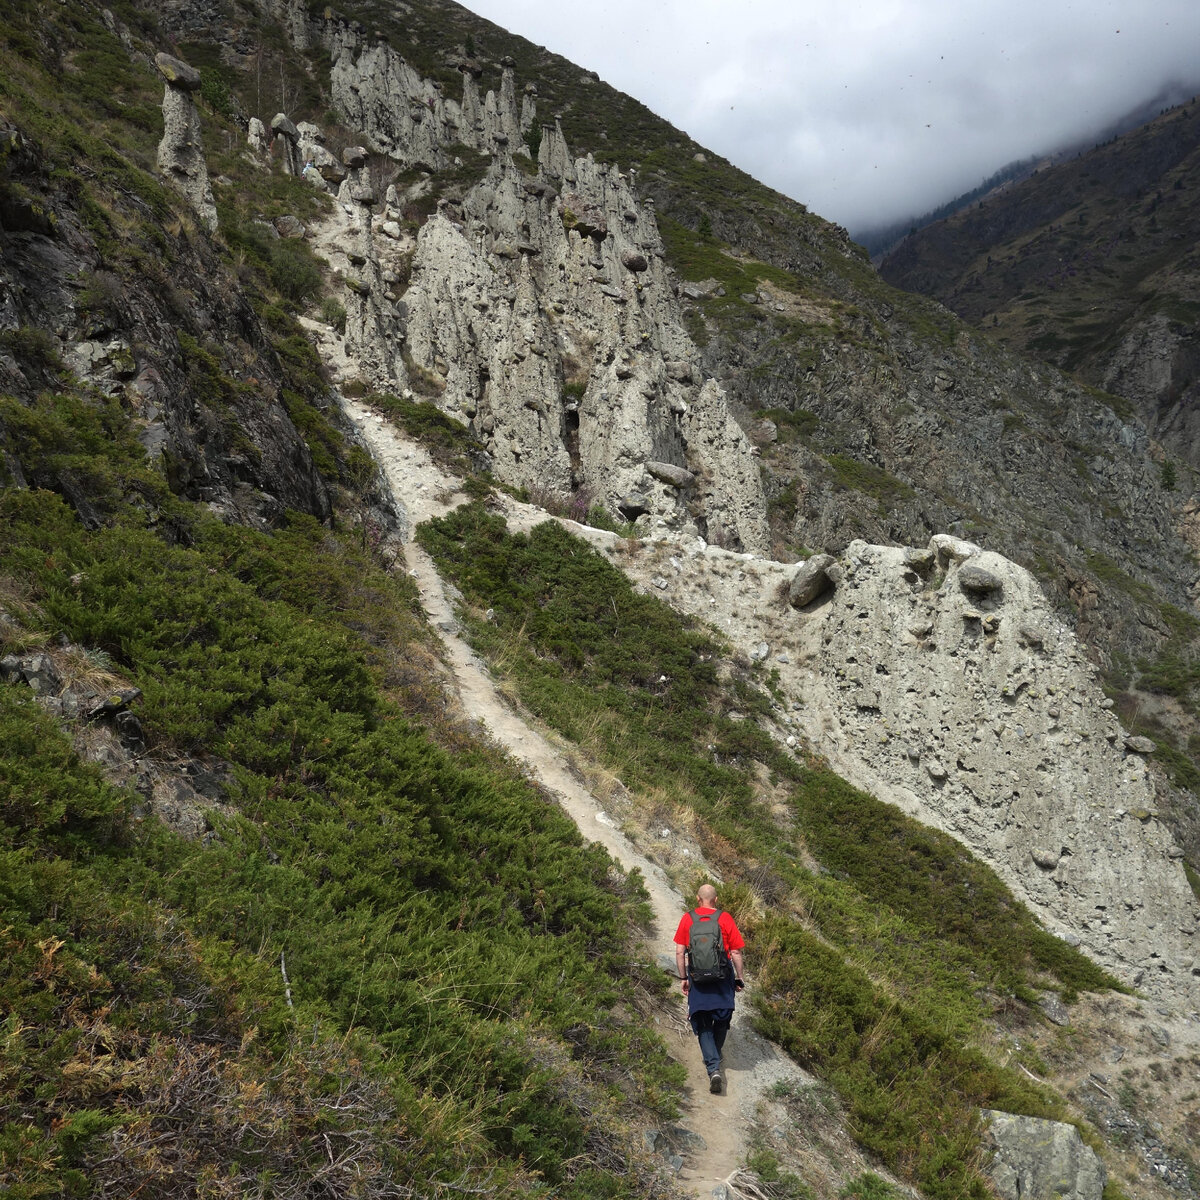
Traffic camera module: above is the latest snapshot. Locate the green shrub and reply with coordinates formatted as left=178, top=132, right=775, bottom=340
left=793, top=767, right=1121, bottom=998
left=839, top=1173, right=904, bottom=1199
left=825, top=454, right=915, bottom=514
left=198, top=68, right=232, bottom=118
left=371, top=391, right=487, bottom=483
left=268, top=239, right=323, bottom=303
left=755, top=921, right=1053, bottom=1200
left=320, top=294, right=347, bottom=333
left=0, top=325, right=62, bottom=370
left=1, top=479, right=681, bottom=1195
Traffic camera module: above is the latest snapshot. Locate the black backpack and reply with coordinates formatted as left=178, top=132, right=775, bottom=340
left=686, top=909, right=729, bottom=983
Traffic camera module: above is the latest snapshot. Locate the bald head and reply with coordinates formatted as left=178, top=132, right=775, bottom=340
left=697, top=883, right=717, bottom=906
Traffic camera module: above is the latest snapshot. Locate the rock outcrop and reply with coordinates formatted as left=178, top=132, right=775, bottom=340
left=395, top=148, right=767, bottom=548
left=247, top=116, right=269, bottom=157
left=154, top=52, right=216, bottom=232
left=984, top=1112, right=1106, bottom=1200
left=286, top=27, right=769, bottom=548
left=270, top=113, right=303, bottom=176
left=787, top=538, right=1200, bottom=1000
left=612, top=527, right=1199, bottom=1002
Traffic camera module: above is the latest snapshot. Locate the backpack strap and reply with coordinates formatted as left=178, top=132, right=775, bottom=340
left=688, top=909, right=724, bottom=943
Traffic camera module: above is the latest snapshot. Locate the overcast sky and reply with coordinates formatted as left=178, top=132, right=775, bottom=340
left=465, top=0, right=1200, bottom=235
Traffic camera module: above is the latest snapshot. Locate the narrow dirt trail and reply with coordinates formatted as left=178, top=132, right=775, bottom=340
left=334, top=391, right=806, bottom=1198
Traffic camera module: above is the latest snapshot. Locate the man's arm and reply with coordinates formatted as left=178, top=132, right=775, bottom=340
left=730, top=948, right=744, bottom=986
left=676, top=944, right=688, bottom=990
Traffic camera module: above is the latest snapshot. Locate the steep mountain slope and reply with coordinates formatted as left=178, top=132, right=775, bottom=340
left=303, top=3, right=1200, bottom=697
left=879, top=96, right=1200, bottom=473
left=2, top=1, right=1200, bottom=1198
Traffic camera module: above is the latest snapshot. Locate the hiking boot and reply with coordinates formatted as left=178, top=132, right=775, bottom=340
left=709, top=1072, right=721, bottom=1094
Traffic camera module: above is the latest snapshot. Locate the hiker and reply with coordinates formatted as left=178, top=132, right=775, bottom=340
left=674, top=883, right=745, bottom=1094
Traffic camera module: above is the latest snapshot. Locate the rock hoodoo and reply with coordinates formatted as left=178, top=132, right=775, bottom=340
left=154, top=52, right=216, bottom=232
left=789, top=538, right=1199, bottom=1000
left=270, top=113, right=303, bottom=176
left=287, top=11, right=768, bottom=549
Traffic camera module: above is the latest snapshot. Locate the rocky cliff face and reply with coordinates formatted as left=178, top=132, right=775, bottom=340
left=294, top=9, right=768, bottom=549
left=0, top=120, right=329, bottom=528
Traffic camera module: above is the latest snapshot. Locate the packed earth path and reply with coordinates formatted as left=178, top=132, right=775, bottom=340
left=331, top=387, right=810, bottom=1198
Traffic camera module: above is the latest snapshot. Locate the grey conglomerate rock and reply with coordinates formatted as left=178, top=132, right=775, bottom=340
left=983, top=1111, right=1105, bottom=1200
left=785, top=539, right=1199, bottom=1002
left=788, top=553, right=837, bottom=608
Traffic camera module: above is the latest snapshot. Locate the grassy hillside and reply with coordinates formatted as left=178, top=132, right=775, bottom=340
left=0, top=0, right=1182, bottom=1196
left=416, top=500, right=1121, bottom=1199
left=0, top=4, right=684, bottom=1194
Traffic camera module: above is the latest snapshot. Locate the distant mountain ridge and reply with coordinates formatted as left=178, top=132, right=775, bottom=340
left=859, top=81, right=1200, bottom=256
left=878, top=91, right=1200, bottom=472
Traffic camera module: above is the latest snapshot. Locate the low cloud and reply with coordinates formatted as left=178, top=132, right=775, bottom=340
left=469, top=0, right=1200, bottom=234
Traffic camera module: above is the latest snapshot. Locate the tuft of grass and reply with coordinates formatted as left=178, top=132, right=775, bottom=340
left=825, top=454, right=915, bottom=515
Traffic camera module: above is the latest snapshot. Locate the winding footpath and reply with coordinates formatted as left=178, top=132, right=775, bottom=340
left=331, top=388, right=807, bottom=1198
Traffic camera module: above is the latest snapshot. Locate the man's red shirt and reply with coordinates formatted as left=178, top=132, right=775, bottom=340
left=673, top=907, right=744, bottom=952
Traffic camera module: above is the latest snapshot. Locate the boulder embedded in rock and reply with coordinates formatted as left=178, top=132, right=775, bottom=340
left=153, top=52, right=201, bottom=91
left=1038, top=992, right=1071, bottom=1026
left=562, top=193, right=608, bottom=238
left=342, top=145, right=369, bottom=168
left=789, top=553, right=837, bottom=608
left=621, top=250, right=648, bottom=272
left=958, top=563, right=1004, bottom=595
left=1124, top=735, right=1156, bottom=755
left=270, top=113, right=300, bottom=141
left=269, top=115, right=303, bottom=175
left=273, top=214, right=305, bottom=238
left=618, top=492, right=649, bottom=519
left=931, top=532, right=982, bottom=564
left=903, top=547, right=935, bottom=573
left=646, top=460, right=695, bottom=488
left=983, top=1111, right=1105, bottom=1200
